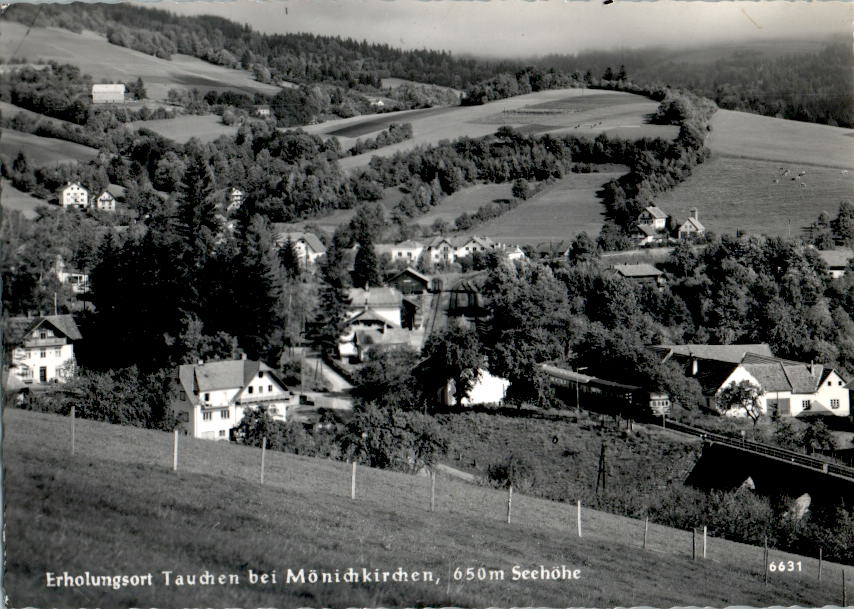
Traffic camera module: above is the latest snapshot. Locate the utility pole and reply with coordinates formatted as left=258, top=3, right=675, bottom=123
left=595, top=441, right=607, bottom=494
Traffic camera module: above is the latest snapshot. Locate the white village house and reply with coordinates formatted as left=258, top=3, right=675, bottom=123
left=638, top=205, right=669, bottom=230
left=677, top=208, right=705, bottom=241
left=171, top=357, right=293, bottom=440
left=272, top=225, right=326, bottom=267
left=226, top=187, right=245, bottom=214
left=93, top=189, right=117, bottom=212
left=817, top=249, right=853, bottom=279
left=58, top=182, right=89, bottom=209
left=92, top=83, right=125, bottom=104
left=653, top=344, right=849, bottom=418
left=4, top=314, right=81, bottom=386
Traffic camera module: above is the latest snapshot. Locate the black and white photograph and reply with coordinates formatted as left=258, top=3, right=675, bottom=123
left=1, top=0, right=853, bottom=606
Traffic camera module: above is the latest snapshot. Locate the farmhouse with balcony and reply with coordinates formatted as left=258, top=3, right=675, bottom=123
left=638, top=206, right=669, bottom=230
left=817, top=249, right=853, bottom=279
left=92, top=83, right=125, bottom=104
left=171, top=356, right=292, bottom=441
left=4, top=314, right=81, bottom=386
left=652, top=344, right=849, bottom=418
left=675, top=208, right=705, bottom=241
left=272, top=225, right=326, bottom=267
left=58, top=182, right=89, bottom=209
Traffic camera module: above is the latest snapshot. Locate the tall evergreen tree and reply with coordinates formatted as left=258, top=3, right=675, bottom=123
left=279, top=236, right=302, bottom=280
left=352, top=238, right=381, bottom=289
left=233, top=215, right=286, bottom=362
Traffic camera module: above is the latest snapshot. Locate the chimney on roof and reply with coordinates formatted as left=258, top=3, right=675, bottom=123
left=691, top=357, right=698, bottom=376
left=241, top=352, right=247, bottom=360
left=810, top=360, right=816, bottom=376
left=691, top=208, right=698, bottom=221
left=197, top=359, right=204, bottom=366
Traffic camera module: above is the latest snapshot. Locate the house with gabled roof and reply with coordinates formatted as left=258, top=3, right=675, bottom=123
left=386, top=267, right=431, bottom=295
left=4, top=315, right=81, bottom=385
left=58, top=182, right=89, bottom=209
left=676, top=208, right=705, bottom=241
left=346, top=286, right=403, bottom=328
left=612, top=263, right=665, bottom=287
left=272, top=224, right=326, bottom=267
left=171, top=356, right=292, bottom=440
left=638, top=205, right=669, bottom=230
left=655, top=345, right=849, bottom=418
left=817, top=248, right=853, bottom=279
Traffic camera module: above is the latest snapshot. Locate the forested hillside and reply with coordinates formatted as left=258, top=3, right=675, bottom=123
left=3, top=3, right=516, bottom=89
left=539, top=39, right=853, bottom=128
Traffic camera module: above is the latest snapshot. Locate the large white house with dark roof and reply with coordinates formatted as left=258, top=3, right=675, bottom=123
left=272, top=224, right=326, bottom=267
left=4, top=315, right=81, bottom=385
left=171, top=357, right=292, bottom=440
left=653, top=345, right=849, bottom=418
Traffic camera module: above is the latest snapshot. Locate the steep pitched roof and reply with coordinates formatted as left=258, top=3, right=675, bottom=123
left=653, top=343, right=774, bottom=363
left=633, top=224, right=658, bottom=237
left=387, top=267, right=430, bottom=285
left=271, top=224, right=326, bottom=253
left=613, top=263, right=662, bottom=278
left=680, top=217, right=705, bottom=232
left=177, top=358, right=280, bottom=399
left=4, top=315, right=82, bottom=346
left=395, top=240, right=424, bottom=249
left=642, top=206, right=668, bottom=219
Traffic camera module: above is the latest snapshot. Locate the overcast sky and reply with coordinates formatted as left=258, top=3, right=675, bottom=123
left=160, top=0, right=852, bottom=57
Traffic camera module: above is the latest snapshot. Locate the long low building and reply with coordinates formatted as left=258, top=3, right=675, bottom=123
left=539, top=363, right=671, bottom=416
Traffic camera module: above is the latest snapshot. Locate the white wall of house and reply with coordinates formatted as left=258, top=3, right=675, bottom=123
left=95, top=193, right=116, bottom=211
left=390, top=245, right=424, bottom=262
left=11, top=342, right=75, bottom=385
left=715, top=367, right=770, bottom=415
left=60, top=184, right=89, bottom=209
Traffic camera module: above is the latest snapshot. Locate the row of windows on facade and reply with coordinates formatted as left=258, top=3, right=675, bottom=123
left=798, top=399, right=841, bottom=410
left=202, top=384, right=274, bottom=402
left=24, top=349, right=62, bottom=359
left=202, top=410, right=231, bottom=421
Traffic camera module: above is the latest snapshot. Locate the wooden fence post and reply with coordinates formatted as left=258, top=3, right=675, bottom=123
left=643, top=516, right=648, bottom=550
left=172, top=429, right=178, bottom=472
left=430, top=470, right=436, bottom=512
left=843, top=570, right=847, bottom=607
left=260, top=437, right=266, bottom=484
left=692, top=528, right=696, bottom=560
left=703, top=525, right=707, bottom=559
left=818, top=548, right=822, bottom=582
left=506, top=484, right=513, bottom=524
left=350, top=461, right=356, bottom=500
left=70, top=405, right=76, bottom=455
left=576, top=500, right=582, bottom=538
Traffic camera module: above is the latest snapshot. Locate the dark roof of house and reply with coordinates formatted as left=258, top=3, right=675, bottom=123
left=692, top=359, right=740, bottom=395
left=387, top=267, right=430, bottom=285
left=633, top=224, right=659, bottom=237
left=177, top=358, right=282, bottom=399
left=652, top=343, right=774, bottom=363
left=271, top=224, right=326, bottom=253
left=613, top=263, right=663, bottom=278
left=4, top=315, right=82, bottom=346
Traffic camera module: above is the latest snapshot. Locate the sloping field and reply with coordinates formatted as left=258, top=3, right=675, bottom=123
left=0, top=23, right=280, bottom=101
left=129, top=114, right=240, bottom=144
left=0, top=100, right=72, bottom=127
left=306, top=89, right=678, bottom=173
left=1, top=178, right=47, bottom=218
left=654, top=157, right=854, bottom=238
left=413, top=182, right=514, bottom=228
left=0, top=128, right=98, bottom=165
left=4, top=409, right=851, bottom=607
left=707, top=109, right=854, bottom=169
left=470, top=170, right=624, bottom=245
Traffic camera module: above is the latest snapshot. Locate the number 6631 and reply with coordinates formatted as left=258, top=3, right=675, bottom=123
left=769, top=561, right=802, bottom=572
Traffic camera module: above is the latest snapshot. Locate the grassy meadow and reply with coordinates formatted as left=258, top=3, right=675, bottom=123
left=5, top=408, right=852, bottom=608
left=413, top=182, right=515, bottom=228
left=0, top=128, right=99, bottom=166
left=129, top=114, right=240, bottom=144
left=0, top=22, right=280, bottom=101
left=653, top=156, right=854, bottom=238
left=315, top=89, right=675, bottom=173
left=0, top=178, right=48, bottom=218
left=471, top=170, right=623, bottom=244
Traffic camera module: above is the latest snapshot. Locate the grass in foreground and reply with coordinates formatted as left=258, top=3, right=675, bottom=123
left=4, top=409, right=852, bottom=607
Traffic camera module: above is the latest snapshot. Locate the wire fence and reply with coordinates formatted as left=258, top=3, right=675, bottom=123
left=54, top=407, right=853, bottom=605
